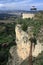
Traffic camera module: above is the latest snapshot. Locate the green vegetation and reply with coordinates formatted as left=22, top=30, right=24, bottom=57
left=0, top=22, right=16, bottom=65
left=0, top=22, right=16, bottom=43
left=15, top=18, right=43, bottom=37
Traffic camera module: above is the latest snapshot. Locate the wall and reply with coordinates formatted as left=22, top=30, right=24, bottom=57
left=22, top=13, right=35, bottom=19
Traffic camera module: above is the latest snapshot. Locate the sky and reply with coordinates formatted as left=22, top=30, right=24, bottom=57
left=0, top=0, right=43, bottom=11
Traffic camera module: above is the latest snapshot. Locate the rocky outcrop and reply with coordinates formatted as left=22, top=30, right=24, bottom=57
left=15, top=24, right=43, bottom=58
left=7, top=24, right=43, bottom=65
left=7, top=46, right=23, bottom=65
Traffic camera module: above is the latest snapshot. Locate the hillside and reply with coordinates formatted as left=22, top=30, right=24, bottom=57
left=0, top=12, right=43, bottom=65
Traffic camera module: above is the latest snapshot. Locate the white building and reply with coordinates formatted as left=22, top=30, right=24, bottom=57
left=22, top=11, right=37, bottom=19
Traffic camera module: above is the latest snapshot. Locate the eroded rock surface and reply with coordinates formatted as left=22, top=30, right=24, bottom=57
left=7, top=24, right=43, bottom=65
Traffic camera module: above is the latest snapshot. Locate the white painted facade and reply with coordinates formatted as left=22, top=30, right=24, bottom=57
left=22, top=13, right=35, bottom=19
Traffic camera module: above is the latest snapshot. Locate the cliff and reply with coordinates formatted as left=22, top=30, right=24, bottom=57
left=7, top=24, right=43, bottom=65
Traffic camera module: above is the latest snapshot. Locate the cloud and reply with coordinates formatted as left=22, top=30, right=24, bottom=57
left=0, top=4, right=3, bottom=7
left=0, top=0, right=31, bottom=3
left=29, top=2, right=43, bottom=6
left=0, top=0, right=43, bottom=10
left=0, top=0, right=32, bottom=10
left=29, top=2, right=43, bottom=10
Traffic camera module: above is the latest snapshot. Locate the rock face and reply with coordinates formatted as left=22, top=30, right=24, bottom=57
left=7, top=24, right=43, bottom=65
left=7, top=46, right=23, bottom=65
left=15, top=24, right=31, bottom=60
left=15, top=24, right=43, bottom=58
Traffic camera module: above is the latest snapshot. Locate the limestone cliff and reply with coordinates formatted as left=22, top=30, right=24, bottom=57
left=7, top=24, right=43, bottom=65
